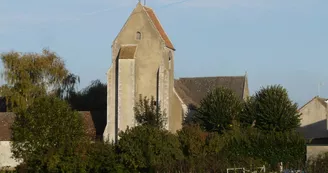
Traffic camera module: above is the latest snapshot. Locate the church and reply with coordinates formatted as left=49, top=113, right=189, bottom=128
left=102, top=2, right=249, bottom=142
left=0, top=2, right=249, bottom=169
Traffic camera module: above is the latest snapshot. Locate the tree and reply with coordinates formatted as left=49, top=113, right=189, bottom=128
left=117, top=126, right=183, bottom=172
left=241, top=85, right=301, bottom=132
left=11, top=96, right=89, bottom=172
left=67, top=80, right=106, bottom=111
left=177, top=124, right=212, bottom=172
left=134, top=95, right=167, bottom=129
left=86, top=141, right=125, bottom=173
left=56, top=73, right=80, bottom=100
left=0, top=49, right=77, bottom=111
left=194, top=87, right=242, bottom=133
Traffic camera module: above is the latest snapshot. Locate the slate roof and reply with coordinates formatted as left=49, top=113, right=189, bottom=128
left=0, top=111, right=96, bottom=141
left=174, top=76, right=247, bottom=107
left=119, top=45, right=137, bottom=59
left=143, top=6, right=175, bottom=50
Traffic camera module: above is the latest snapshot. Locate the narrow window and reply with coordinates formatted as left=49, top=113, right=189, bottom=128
left=136, top=31, right=141, bottom=40
left=168, top=52, right=172, bottom=69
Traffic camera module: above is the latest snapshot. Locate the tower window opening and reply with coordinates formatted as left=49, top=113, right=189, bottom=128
left=136, top=31, right=142, bottom=40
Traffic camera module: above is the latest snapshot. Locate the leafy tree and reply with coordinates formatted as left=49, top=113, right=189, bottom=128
left=134, top=95, right=167, bottom=129
left=177, top=124, right=208, bottom=171
left=194, top=87, right=242, bottom=133
left=241, top=85, right=301, bottom=132
left=86, top=141, right=125, bottom=173
left=117, top=126, right=183, bottom=172
left=67, top=80, right=106, bottom=111
left=11, top=96, right=89, bottom=172
left=251, top=130, right=306, bottom=170
left=56, top=73, right=80, bottom=100
left=307, top=152, right=328, bottom=173
left=0, top=49, right=77, bottom=111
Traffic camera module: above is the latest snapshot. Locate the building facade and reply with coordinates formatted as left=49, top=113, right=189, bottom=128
left=103, top=2, right=250, bottom=142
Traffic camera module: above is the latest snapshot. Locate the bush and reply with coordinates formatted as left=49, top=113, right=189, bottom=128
left=117, top=125, right=183, bottom=172
left=307, top=152, right=328, bottom=173
left=86, top=141, right=125, bottom=173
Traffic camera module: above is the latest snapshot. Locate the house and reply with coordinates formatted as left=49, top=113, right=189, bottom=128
left=0, top=111, right=96, bottom=169
left=298, top=96, right=328, bottom=159
left=103, top=2, right=250, bottom=142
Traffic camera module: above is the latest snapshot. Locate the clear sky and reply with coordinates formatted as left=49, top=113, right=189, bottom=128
left=0, top=0, right=327, bottom=106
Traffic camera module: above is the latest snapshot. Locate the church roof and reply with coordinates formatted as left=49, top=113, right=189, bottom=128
left=0, top=111, right=96, bottom=141
left=174, top=76, right=247, bottom=107
left=143, top=6, right=175, bottom=50
left=119, top=45, right=137, bottom=59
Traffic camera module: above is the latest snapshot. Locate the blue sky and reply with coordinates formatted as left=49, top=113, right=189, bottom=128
left=0, top=0, right=327, bottom=106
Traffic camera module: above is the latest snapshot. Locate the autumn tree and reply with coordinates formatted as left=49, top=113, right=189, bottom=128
left=241, top=85, right=301, bottom=132
left=11, top=96, right=89, bottom=172
left=0, top=49, right=78, bottom=111
left=193, top=87, right=243, bottom=133
left=134, top=95, right=167, bottom=129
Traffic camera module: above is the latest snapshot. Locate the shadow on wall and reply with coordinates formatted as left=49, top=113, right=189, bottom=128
left=298, top=119, right=328, bottom=139
left=183, top=104, right=197, bottom=125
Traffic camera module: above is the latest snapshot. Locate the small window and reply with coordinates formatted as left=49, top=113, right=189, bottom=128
left=136, top=31, right=141, bottom=40
left=168, top=52, right=172, bottom=69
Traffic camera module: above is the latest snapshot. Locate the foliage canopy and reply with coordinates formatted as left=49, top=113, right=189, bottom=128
left=134, top=95, right=167, bottom=129
left=0, top=49, right=78, bottom=111
left=11, top=96, right=89, bottom=172
left=194, top=87, right=242, bottom=133
left=241, top=85, right=301, bottom=132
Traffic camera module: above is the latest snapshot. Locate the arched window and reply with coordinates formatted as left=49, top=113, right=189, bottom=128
left=136, top=31, right=141, bottom=40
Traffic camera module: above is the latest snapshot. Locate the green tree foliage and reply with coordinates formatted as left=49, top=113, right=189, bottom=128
left=307, top=152, right=328, bottom=173
left=67, top=80, right=106, bottom=111
left=117, top=126, right=183, bottom=172
left=177, top=124, right=209, bottom=171
left=241, top=85, right=301, bottom=132
left=134, top=95, right=167, bottom=129
left=251, top=130, right=306, bottom=170
left=11, top=96, right=89, bottom=172
left=86, top=141, right=125, bottom=173
left=0, top=49, right=77, bottom=111
left=194, top=87, right=242, bottom=133
left=56, top=73, right=80, bottom=100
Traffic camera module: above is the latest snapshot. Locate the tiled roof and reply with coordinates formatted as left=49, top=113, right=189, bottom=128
left=174, top=76, right=247, bottom=107
left=0, top=111, right=96, bottom=141
left=119, top=45, right=137, bottom=59
left=143, top=6, right=175, bottom=50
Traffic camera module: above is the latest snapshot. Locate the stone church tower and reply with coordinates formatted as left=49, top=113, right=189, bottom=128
left=103, top=2, right=179, bottom=142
